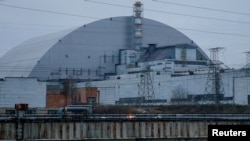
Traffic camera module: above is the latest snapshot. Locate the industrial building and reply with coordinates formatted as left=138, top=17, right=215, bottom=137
left=0, top=77, right=46, bottom=107
left=0, top=1, right=209, bottom=81
left=0, top=1, right=250, bottom=107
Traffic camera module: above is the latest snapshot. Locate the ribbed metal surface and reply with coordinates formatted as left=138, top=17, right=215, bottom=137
left=0, top=16, right=204, bottom=80
left=0, top=28, right=76, bottom=79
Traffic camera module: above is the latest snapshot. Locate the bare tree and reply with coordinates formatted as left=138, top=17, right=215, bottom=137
left=171, top=85, right=189, bottom=104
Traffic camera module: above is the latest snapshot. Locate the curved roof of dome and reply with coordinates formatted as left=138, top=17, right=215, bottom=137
left=0, top=16, right=208, bottom=80
left=0, top=27, right=78, bottom=78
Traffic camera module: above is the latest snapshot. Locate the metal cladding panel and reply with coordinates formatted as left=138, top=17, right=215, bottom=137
left=29, top=17, right=134, bottom=80
left=138, top=47, right=175, bottom=62
left=0, top=16, right=204, bottom=80
left=186, top=49, right=196, bottom=61
left=142, top=19, right=195, bottom=47
left=175, top=48, right=196, bottom=61
left=0, top=28, right=77, bottom=78
left=234, top=76, right=250, bottom=105
left=0, top=77, right=46, bottom=108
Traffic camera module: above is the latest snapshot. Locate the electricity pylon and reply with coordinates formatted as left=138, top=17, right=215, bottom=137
left=137, top=64, right=155, bottom=105
left=204, top=47, right=225, bottom=104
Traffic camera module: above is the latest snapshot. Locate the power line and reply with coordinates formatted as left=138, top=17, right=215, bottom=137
left=84, top=0, right=133, bottom=9
left=176, top=28, right=250, bottom=38
left=118, top=15, right=249, bottom=38
left=0, top=3, right=102, bottom=20
left=84, top=1, right=250, bottom=37
left=85, top=0, right=250, bottom=25
left=152, top=0, right=250, bottom=16
left=0, top=22, right=74, bottom=28
left=2, top=1, right=249, bottom=26
left=0, top=3, right=250, bottom=39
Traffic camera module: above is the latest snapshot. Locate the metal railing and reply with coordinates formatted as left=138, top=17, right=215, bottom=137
left=1, top=113, right=250, bottom=122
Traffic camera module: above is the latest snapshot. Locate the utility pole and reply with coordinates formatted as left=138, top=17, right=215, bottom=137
left=204, top=47, right=225, bottom=104
left=137, top=64, right=155, bottom=105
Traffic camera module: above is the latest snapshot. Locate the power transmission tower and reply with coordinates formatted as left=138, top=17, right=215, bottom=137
left=244, top=51, right=250, bottom=76
left=244, top=51, right=250, bottom=68
left=204, top=47, right=225, bottom=104
left=137, top=64, right=155, bottom=105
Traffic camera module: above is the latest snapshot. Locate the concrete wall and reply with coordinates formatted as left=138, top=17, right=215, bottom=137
left=234, top=76, right=250, bottom=105
left=21, top=121, right=209, bottom=139
left=0, top=77, right=46, bottom=108
left=0, top=120, right=249, bottom=140
left=73, top=87, right=98, bottom=104
left=46, top=93, right=71, bottom=108
left=76, top=69, right=249, bottom=105
left=46, top=87, right=99, bottom=108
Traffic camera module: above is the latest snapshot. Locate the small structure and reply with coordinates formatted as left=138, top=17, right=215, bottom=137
left=46, top=84, right=99, bottom=108
left=15, top=103, right=28, bottom=141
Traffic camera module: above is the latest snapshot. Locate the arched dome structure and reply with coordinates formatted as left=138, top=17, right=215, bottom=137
left=0, top=16, right=209, bottom=81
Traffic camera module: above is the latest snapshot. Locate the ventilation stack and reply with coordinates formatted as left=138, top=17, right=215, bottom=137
left=134, top=0, right=143, bottom=50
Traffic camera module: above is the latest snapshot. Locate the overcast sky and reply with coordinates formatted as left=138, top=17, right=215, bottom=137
left=0, top=0, right=250, bottom=68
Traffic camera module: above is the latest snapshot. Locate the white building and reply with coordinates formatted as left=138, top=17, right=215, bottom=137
left=0, top=77, right=46, bottom=108
left=75, top=69, right=250, bottom=105
left=0, top=1, right=249, bottom=106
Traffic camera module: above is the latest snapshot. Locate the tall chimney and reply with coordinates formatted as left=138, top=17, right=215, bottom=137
left=134, top=0, right=143, bottom=50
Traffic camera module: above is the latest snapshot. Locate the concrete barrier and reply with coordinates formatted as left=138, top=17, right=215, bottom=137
left=1, top=120, right=250, bottom=140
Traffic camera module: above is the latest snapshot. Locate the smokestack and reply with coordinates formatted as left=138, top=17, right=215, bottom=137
left=134, top=0, right=143, bottom=50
